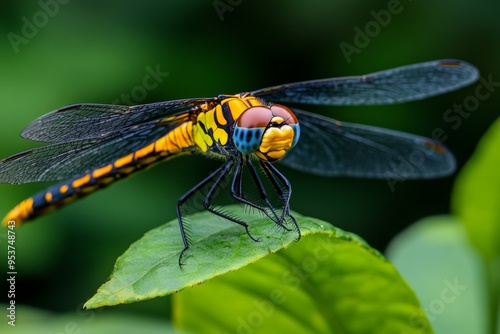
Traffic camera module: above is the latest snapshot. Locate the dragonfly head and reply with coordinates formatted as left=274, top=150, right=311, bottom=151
left=233, top=104, right=300, bottom=162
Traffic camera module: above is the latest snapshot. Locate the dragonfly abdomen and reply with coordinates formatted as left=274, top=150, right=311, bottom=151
left=3, top=121, right=197, bottom=225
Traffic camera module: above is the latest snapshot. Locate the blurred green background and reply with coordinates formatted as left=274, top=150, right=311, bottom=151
left=0, top=0, right=498, bottom=329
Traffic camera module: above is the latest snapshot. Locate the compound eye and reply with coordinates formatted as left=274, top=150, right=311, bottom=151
left=233, top=107, right=271, bottom=154
left=233, top=104, right=300, bottom=157
left=270, top=105, right=298, bottom=125
left=236, top=106, right=273, bottom=128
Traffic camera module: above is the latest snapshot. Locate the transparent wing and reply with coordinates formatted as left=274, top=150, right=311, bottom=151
left=252, top=59, right=478, bottom=105
left=280, top=108, right=455, bottom=179
left=0, top=119, right=187, bottom=184
left=20, top=98, right=213, bottom=142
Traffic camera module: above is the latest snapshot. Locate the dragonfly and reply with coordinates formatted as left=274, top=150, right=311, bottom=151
left=0, top=59, right=478, bottom=264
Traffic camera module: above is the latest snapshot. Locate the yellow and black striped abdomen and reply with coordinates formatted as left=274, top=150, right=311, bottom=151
left=3, top=121, right=196, bottom=225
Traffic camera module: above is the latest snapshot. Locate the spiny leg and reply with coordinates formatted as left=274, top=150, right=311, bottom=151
left=245, top=156, right=283, bottom=222
left=202, top=160, right=259, bottom=243
left=230, top=155, right=283, bottom=224
left=282, top=212, right=301, bottom=241
left=260, top=161, right=291, bottom=215
left=259, top=161, right=300, bottom=236
left=177, top=159, right=259, bottom=265
left=176, top=161, right=233, bottom=265
left=231, top=156, right=244, bottom=199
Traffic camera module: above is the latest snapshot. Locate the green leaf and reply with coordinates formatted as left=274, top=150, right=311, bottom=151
left=85, top=207, right=302, bottom=309
left=386, top=215, right=488, bottom=334
left=173, top=233, right=432, bottom=334
left=452, top=118, right=500, bottom=334
left=173, top=225, right=431, bottom=333
left=86, top=205, right=431, bottom=333
left=452, top=118, right=500, bottom=260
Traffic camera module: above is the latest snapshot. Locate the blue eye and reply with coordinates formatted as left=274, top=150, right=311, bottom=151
left=233, top=127, right=264, bottom=153
left=233, top=105, right=300, bottom=160
left=290, top=124, right=300, bottom=147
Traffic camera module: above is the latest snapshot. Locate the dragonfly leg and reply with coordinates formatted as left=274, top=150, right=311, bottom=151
left=231, top=156, right=243, bottom=198
left=259, top=161, right=300, bottom=238
left=230, top=156, right=282, bottom=225
left=259, top=161, right=292, bottom=223
left=284, top=211, right=301, bottom=241
left=245, top=156, right=283, bottom=223
left=176, top=159, right=259, bottom=265
left=176, top=161, right=235, bottom=265
left=230, top=156, right=299, bottom=236
left=201, top=160, right=260, bottom=242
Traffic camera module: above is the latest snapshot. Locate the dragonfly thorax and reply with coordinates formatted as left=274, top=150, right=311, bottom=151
left=233, top=105, right=300, bottom=162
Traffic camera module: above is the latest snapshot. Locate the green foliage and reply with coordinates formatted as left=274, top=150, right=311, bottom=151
left=453, top=118, right=500, bottom=261
left=85, top=208, right=432, bottom=333
left=453, top=118, right=500, bottom=334
left=387, top=118, right=500, bottom=334
left=386, top=215, right=486, bottom=334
